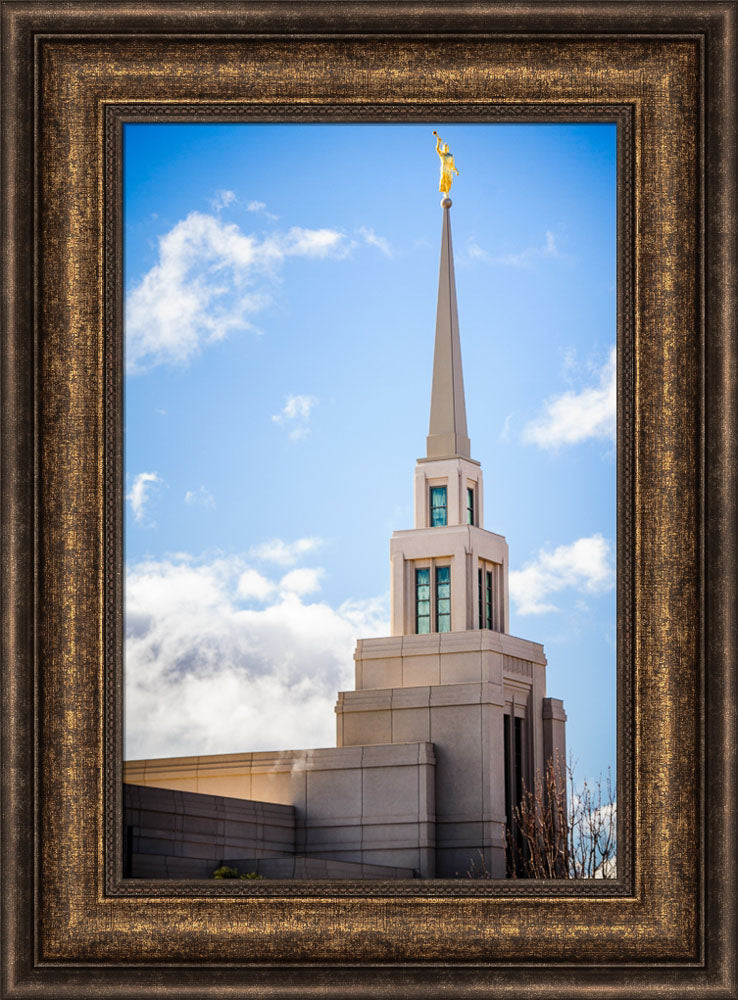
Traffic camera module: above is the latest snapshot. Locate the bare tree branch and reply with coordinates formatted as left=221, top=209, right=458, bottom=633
left=467, top=754, right=616, bottom=879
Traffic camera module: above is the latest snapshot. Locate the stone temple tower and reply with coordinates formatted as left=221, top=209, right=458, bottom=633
left=336, top=196, right=567, bottom=877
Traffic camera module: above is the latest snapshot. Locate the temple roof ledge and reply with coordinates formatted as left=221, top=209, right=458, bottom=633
left=416, top=454, right=481, bottom=466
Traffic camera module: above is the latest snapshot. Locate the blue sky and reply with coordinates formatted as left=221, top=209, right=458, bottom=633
left=123, top=123, right=616, bottom=787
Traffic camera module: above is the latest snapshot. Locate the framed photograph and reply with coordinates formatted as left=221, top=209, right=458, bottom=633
left=1, top=2, right=735, bottom=997
left=120, top=119, right=618, bottom=886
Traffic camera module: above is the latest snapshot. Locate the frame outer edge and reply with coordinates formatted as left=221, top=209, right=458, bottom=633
left=1, top=6, right=36, bottom=999
left=0, top=2, right=732, bottom=995
left=0, top=1, right=734, bottom=35
left=704, top=4, right=737, bottom=997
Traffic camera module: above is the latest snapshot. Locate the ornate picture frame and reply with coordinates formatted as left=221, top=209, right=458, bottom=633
left=1, top=3, right=735, bottom=996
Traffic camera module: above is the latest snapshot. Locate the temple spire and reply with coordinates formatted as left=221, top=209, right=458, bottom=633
left=426, top=197, right=471, bottom=460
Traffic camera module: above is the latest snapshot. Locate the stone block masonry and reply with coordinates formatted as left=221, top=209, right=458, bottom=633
left=124, top=741, right=436, bottom=877
left=123, top=783, right=296, bottom=879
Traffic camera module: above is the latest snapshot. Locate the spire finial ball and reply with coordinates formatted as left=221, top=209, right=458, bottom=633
left=442, top=197, right=452, bottom=208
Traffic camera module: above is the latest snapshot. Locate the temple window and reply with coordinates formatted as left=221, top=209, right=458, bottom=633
left=415, top=567, right=431, bottom=634
left=478, top=562, right=498, bottom=630
left=430, top=485, right=448, bottom=526
left=435, top=566, right=451, bottom=632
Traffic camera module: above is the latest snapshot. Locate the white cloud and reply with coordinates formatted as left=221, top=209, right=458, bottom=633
left=271, top=393, right=317, bottom=441
left=124, top=552, right=389, bottom=759
left=357, top=226, right=394, bottom=257
left=509, top=534, right=614, bottom=615
left=467, top=237, right=489, bottom=262
left=248, top=536, right=323, bottom=567
left=246, top=200, right=279, bottom=221
left=210, top=189, right=236, bottom=212
left=184, top=486, right=215, bottom=508
left=279, top=567, right=323, bottom=596
left=467, top=230, right=559, bottom=268
left=522, top=346, right=616, bottom=449
left=126, top=472, right=163, bottom=524
left=236, top=568, right=277, bottom=602
left=272, top=228, right=348, bottom=259
left=125, top=212, right=349, bottom=372
left=210, top=192, right=280, bottom=221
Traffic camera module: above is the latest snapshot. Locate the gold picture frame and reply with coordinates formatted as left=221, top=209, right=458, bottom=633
left=1, top=2, right=735, bottom=995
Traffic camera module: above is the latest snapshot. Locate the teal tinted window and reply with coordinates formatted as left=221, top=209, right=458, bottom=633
left=436, top=566, right=451, bottom=632
left=415, top=567, right=431, bottom=634
left=430, top=486, right=447, bottom=526
left=485, top=570, right=494, bottom=629
left=467, top=487, right=475, bottom=525
left=478, top=567, right=483, bottom=628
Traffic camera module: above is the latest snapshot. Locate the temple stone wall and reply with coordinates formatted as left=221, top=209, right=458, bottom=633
left=124, top=741, right=436, bottom=877
left=340, top=630, right=551, bottom=877
left=123, top=783, right=296, bottom=879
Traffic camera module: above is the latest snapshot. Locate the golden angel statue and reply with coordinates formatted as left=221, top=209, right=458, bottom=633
left=433, top=131, right=459, bottom=196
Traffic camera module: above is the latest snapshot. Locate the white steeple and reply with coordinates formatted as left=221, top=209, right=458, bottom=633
left=414, top=197, right=483, bottom=533
left=388, top=195, right=510, bottom=636
left=426, top=198, right=471, bottom=461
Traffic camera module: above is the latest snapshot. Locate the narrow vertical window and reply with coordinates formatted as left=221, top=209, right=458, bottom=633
left=430, top=486, right=447, bottom=526
left=415, top=568, right=431, bottom=634
left=514, top=717, right=524, bottom=811
left=505, top=712, right=526, bottom=876
left=479, top=563, right=495, bottom=630
left=436, top=566, right=451, bottom=632
left=503, top=714, right=512, bottom=829
left=467, top=486, right=475, bottom=525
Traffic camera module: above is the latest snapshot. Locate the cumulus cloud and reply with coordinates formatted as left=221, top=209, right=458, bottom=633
left=248, top=536, right=323, bottom=567
left=280, top=567, right=323, bottom=596
left=209, top=192, right=279, bottom=220
left=125, top=212, right=350, bottom=372
left=210, top=189, right=236, bottom=212
left=245, top=200, right=279, bottom=220
left=522, top=347, right=616, bottom=449
left=271, top=394, right=317, bottom=441
left=509, top=534, right=614, bottom=615
left=467, top=230, right=559, bottom=268
left=124, top=552, right=389, bottom=759
left=357, top=226, right=394, bottom=257
left=126, top=472, right=164, bottom=524
left=184, top=486, right=215, bottom=508
left=236, top=568, right=277, bottom=602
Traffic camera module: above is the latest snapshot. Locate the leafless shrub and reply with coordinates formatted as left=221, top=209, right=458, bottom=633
left=505, top=755, right=616, bottom=879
